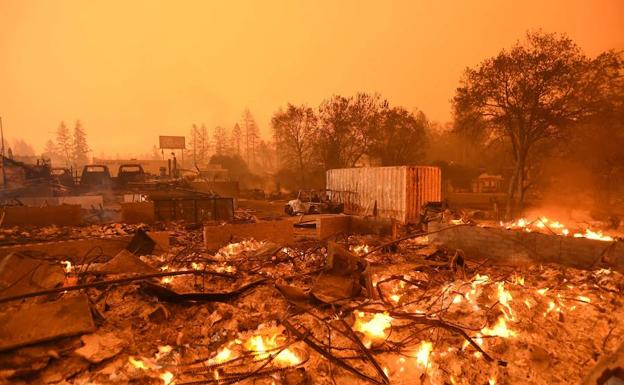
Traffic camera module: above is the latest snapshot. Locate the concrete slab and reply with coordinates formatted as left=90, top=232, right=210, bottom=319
left=0, top=295, right=95, bottom=352
left=428, top=222, right=624, bottom=272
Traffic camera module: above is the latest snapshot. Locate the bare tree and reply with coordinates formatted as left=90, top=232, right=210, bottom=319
left=241, top=109, right=259, bottom=168
left=11, top=139, right=36, bottom=156
left=272, top=104, right=318, bottom=186
left=213, top=125, right=228, bottom=156
left=453, top=31, right=612, bottom=217
left=55, top=121, right=72, bottom=166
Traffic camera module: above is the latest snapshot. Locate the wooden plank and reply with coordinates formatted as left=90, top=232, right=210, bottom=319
left=0, top=295, right=95, bottom=352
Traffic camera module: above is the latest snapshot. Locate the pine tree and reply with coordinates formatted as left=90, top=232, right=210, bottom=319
left=213, top=126, right=228, bottom=155
left=72, top=120, right=90, bottom=167
left=43, top=140, right=57, bottom=160
left=241, top=109, right=259, bottom=168
left=197, top=124, right=210, bottom=165
left=151, top=145, right=161, bottom=160
left=230, top=123, right=242, bottom=156
left=55, top=121, right=72, bottom=166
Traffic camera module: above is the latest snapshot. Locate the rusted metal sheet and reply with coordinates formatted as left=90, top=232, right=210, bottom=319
left=326, top=166, right=441, bottom=223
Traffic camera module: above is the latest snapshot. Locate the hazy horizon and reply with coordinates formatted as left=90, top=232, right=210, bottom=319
left=1, top=0, right=622, bottom=156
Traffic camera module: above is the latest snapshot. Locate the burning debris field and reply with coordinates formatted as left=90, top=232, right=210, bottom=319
left=1, top=5, right=624, bottom=384
left=1, top=216, right=622, bottom=385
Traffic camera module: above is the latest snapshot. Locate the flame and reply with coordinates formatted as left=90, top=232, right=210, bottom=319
left=481, top=316, right=515, bottom=338
left=218, top=239, right=265, bottom=259
left=128, top=357, right=149, bottom=370
left=543, top=301, right=562, bottom=317
left=489, top=378, right=497, bottom=385
left=160, top=276, right=174, bottom=284
left=211, top=347, right=233, bottom=364
left=61, top=260, right=72, bottom=273
left=497, top=282, right=514, bottom=320
left=215, top=265, right=236, bottom=273
left=351, top=244, right=370, bottom=255
left=160, top=371, right=174, bottom=385
left=574, top=229, right=613, bottom=241
left=415, top=340, right=433, bottom=367
left=536, top=288, right=549, bottom=296
left=510, top=274, right=524, bottom=286
left=244, top=334, right=301, bottom=366
left=578, top=295, right=591, bottom=303
left=502, top=216, right=615, bottom=240
left=353, top=312, right=392, bottom=347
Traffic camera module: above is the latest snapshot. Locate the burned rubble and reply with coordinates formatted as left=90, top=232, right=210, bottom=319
left=0, top=211, right=622, bottom=385
left=1, top=12, right=623, bottom=384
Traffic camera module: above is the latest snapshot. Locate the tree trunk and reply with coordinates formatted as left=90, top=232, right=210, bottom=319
left=505, top=166, right=518, bottom=220
left=516, top=154, right=526, bottom=215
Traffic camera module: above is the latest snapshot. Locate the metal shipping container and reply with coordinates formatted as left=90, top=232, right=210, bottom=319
left=326, top=166, right=442, bottom=223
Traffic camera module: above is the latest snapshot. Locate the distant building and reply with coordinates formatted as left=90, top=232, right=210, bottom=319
left=473, top=173, right=504, bottom=193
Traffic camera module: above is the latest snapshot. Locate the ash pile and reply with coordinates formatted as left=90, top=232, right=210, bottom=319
left=0, top=216, right=623, bottom=385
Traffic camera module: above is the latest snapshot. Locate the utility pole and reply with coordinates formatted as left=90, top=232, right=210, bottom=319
left=0, top=116, right=6, bottom=187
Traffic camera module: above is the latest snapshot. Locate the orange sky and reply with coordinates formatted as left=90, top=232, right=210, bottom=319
left=0, top=0, right=622, bottom=156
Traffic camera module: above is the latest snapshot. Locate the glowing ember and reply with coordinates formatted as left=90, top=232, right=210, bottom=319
left=61, top=260, right=72, bottom=273
left=218, top=239, right=265, bottom=259
left=415, top=340, right=433, bottom=367
left=244, top=334, right=301, bottom=366
left=211, top=346, right=233, bottom=364
left=481, top=316, right=515, bottom=338
left=502, top=216, right=614, bottom=241
left=536, top=288, right=549, bottom=295
left=497, top=282, right=514, bottom=320
left=577, top=295, right=591, bottom=303
left=510, top=274, right=524, bottom=286
left=160, top=276, right=174, bottom=284
left=351, top=244, right=370, bottom=255
left=160, top=371, right=174, bottom=385
left=128, top=357, right=149, bottom=370
left=353, top=312, right=393, bottom=346
left=574, top=229, right=613, bottom=241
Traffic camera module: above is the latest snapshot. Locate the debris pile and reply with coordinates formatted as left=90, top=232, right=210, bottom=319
left=0, top=222, right=623, bottom=385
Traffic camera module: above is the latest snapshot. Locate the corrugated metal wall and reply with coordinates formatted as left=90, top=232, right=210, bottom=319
left=326, top=166, right=441, bottom=223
